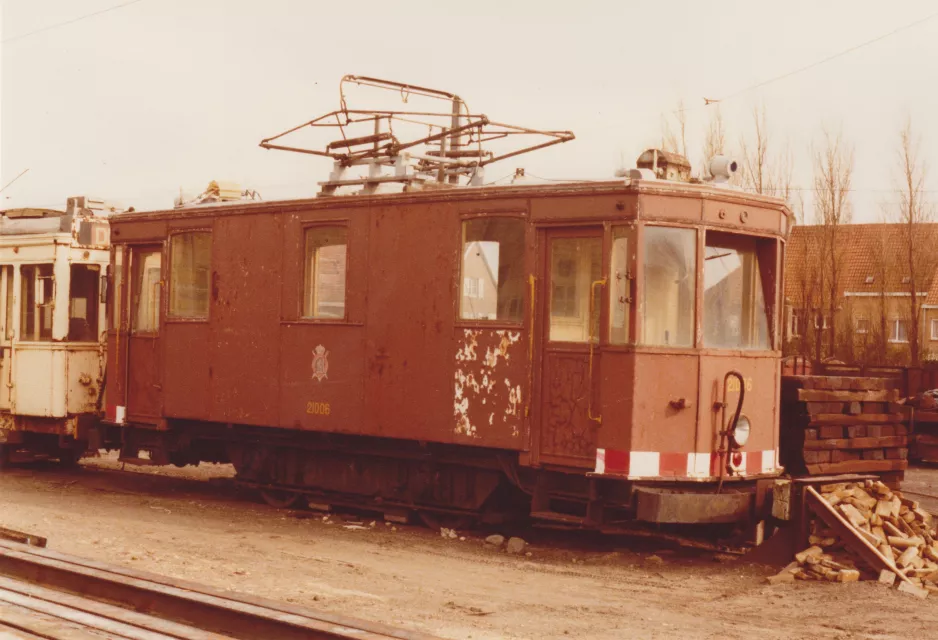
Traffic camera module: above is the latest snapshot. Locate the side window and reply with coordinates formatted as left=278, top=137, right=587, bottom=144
left=303, top=226, right=348, bottom=319
left=169, top=231, right=212, bottom=319
left=68, top=264, right=101, bottom=341
left=459, top=218, right=525, bottom=322
left=548, top=237, right=602, bottom=342
left=131, top=249, right=162, bottom=333
left=20, top=264, right=54, bottom=341
left=0, top=266, right=13, bottom=340
left=111, top=245, right=124, bottom=330
left=641, top=226, right=695, bottom=347
left=609, top=227, right=633, bottom=344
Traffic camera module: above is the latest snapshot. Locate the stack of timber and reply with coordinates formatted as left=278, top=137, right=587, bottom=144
left=781, top=376, right=907, bottom=485
left=907, top=390, right=938, bottom=463
left=771, top=479, right=938, bottom=598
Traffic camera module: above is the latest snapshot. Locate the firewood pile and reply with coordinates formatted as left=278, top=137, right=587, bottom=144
left=774, top=480, right=937, bottom=598
left=781, top=376, right=907, bottom=485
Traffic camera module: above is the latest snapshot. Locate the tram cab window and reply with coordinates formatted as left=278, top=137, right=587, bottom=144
left=20, top=264, right=54, bottom=342
left=704, top=232, right=771, bottom=350
left=609, top=227, right=633, bottom=344
left=641, top=226, right=695, bottom=347
left=460, top=218, right=524, bottom=322
left=170, top=231, right=212, bottom=319
left=303, top=226, right=347, bottom=319
left=111, top=246, right=124, bottom=330
left=68, top=265, right=100, bottom=342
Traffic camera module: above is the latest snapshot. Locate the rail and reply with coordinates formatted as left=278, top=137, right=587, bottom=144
left=0, top=538, right=438, bottom=640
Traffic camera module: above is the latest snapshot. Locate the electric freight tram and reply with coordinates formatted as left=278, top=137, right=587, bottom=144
left=100, top=157, right=791, bottom=527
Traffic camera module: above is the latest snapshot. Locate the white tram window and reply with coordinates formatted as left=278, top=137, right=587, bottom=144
left=703, top=232, right=771, bottom=350
left=303, top=226, right=348, bottom=319
left=20, top=264, right=54, bottom=342
left=111, top=246, right=124, bottom=330
left=641, top=226, right=696, bottom=347
left=169, top=231, right=212, bottom=319
left=460, top=218, right=525, bottom=322
left=69, top=264, right=100, bottom=342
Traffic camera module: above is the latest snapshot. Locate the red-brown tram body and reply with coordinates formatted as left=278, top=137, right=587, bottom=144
left=102, top=175, right=790, bottom=527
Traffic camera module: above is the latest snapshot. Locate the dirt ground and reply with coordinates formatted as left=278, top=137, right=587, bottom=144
left=2, top=458, right=938, bottom=640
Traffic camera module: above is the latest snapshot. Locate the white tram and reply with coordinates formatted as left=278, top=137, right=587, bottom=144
left=0, top=197, right=116, bottom=464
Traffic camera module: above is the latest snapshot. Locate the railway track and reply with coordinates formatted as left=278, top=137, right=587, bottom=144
left=0, top=537, right=437, bottom=640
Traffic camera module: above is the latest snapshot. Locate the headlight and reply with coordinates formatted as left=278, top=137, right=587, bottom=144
left=731, top=414, right=751, bottom=448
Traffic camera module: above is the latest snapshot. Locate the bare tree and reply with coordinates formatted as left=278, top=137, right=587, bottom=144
left=894, top=117, right=937, bottom=366
left=813, top=126, right=854, bottom=360
left=738, top=104, right=794, bottom=201
left=700, top=106, right=726, bottom=174
left=660, top=100, right=687, bottom=158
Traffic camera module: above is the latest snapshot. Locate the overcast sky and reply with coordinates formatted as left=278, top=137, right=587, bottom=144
left=2, top=0, right=937, bottom=222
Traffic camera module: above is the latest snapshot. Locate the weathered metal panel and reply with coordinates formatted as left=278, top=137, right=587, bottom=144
left=64, top=347, right=102, bottom=414
left=697, top=352, right=781, bottom=470
left=530, top=194, right=631, bottom=222
left=126, top=336, right=160, bottom=421
left=362, top=202, right=461, bottom=444
left=453, top=328, right=526, bottom=448
left=12, top=347, right=65, bottom=417
left=109, top=219, right=167, bottom=243
left=279, top=325, right=365, bottom=434
left=630, top=352, right=699, bottom=453
left=209, top=214, right=283, bottom=426
left=701, top=199, right=781, bottom=235
left=635, top=487, right=752, bottom=523
left=162, top=322, right=211, bottom=419
left=596, top=350, right=636, bottom=453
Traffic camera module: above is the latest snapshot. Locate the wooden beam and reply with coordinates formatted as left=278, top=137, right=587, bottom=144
left=0, top=527, right=46, bottom=548
left=803, top=436, right=908, bottom=451
left=808, top=413, right=902, bottom=426
left=797, top=389, right=898, bottom=402
left=805, top=460, right=908, bottom=475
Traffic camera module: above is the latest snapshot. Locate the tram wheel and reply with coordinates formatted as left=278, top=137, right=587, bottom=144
left=259, top=488, right=302, bottom=509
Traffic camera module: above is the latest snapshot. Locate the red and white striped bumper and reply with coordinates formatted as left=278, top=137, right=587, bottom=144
left=594, top=448, right=781, bottom=480
left=105, top=404, right=126, bottom=424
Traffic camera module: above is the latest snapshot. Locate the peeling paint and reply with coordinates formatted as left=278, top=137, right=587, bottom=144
left=454, top=329, right=524, bottom=439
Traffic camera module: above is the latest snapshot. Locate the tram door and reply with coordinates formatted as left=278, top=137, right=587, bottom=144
left=125, top=245, right=163, bottom=422
left=536, top=227, right=605, bottom=467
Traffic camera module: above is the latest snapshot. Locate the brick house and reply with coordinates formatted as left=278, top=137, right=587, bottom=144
left=784, top=223, right=938, bottom=365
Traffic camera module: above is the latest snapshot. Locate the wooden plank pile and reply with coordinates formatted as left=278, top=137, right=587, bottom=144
left=771, top=480, right=937, bottom=598
left=907, top=390, right=938, bottom=463
left=781, top=376, right=907, bottom=485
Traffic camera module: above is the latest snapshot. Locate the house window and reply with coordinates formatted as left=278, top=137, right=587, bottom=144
left=889, top=319, right=909, bottom=343
left=864, top=276, right=874, bottom=284
left=814, top=314, right=829, bottom=330
left=169, top=231, right=212, bottom=319
left=642, top=226, right=696, bottom=347
left=303, top=226, right=348, bottom=319
left=463, top=277, right=483, bottom=299
left=20, top=264, right=54, bottom=341
left=459, top=218, right=525, bottom=322
left=855, top=315, right=870, bottom=335
left=790, top=311, right=800, bottom=338
left=901, top=276, right=911, bottom=285
left=931, top=318, right=938, bottom=341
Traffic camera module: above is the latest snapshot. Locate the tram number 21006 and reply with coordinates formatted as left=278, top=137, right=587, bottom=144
left=306, top=401, right=331, bottom=416
left=727, top=377, right=754, bottom=393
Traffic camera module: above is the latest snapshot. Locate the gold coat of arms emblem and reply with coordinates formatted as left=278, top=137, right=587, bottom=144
left=312, top=344, right=329, bottom=382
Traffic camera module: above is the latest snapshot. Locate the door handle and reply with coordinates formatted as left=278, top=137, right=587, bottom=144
left=587, top=278, right=607, bottom=425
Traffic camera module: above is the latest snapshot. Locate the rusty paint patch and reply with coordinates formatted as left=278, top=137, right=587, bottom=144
left=454, top=330, right=523, bottom=439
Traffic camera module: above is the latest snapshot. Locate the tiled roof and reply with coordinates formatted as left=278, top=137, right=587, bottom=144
left=785, top=223, right=938, bottom=307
